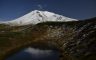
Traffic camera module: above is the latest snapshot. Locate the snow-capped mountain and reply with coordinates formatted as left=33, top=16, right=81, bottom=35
left=1, top=10, right=77, bottom=26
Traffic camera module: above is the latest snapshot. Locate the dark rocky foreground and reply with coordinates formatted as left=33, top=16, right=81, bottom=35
left=0, top=17, right=96, bottom=60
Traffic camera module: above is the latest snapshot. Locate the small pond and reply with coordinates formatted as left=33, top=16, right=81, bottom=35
left=6, top=47, right=59, bottom=60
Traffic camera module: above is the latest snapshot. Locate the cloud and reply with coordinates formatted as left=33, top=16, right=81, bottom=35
left=37, top=4, right=43, bottom=9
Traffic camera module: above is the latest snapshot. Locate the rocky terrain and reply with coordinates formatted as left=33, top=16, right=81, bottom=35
left=0, top=17, right=96, bottom=60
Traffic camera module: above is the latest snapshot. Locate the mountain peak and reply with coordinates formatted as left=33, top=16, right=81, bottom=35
left=2, top=10, right=78, bottom=26
left=33, top=10, right=42, bottom=12
left=30, top=10, right=56, bottom=17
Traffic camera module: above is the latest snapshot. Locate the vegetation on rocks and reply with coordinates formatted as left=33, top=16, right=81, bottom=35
left=0, top=17, right=96, bottom=60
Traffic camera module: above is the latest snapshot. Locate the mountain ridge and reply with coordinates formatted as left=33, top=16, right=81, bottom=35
left=1, top=10, right=77, bottom=26
left=0, top=17, right=96, bottom=60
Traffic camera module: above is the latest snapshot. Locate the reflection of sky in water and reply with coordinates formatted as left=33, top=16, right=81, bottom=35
left=6, top=47, right=59, bottom=60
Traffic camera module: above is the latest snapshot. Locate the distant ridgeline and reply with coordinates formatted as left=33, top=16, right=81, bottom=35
left=0, top=17, right=96, bottom=60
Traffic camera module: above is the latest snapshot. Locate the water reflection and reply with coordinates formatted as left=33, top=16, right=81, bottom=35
left=7, top=47, right=59, bottom=60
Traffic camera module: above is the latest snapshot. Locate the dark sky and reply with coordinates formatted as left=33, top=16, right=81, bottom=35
left=0, top=0, right=96, bottom=21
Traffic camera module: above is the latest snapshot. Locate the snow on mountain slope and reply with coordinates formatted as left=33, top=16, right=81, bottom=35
left=2, top=10, right=78, bottom=26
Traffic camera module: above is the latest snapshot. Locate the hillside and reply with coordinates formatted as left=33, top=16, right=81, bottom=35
left=0, top=17, right=96, bottom=60
left=1, top=10, right=77, bottom=26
